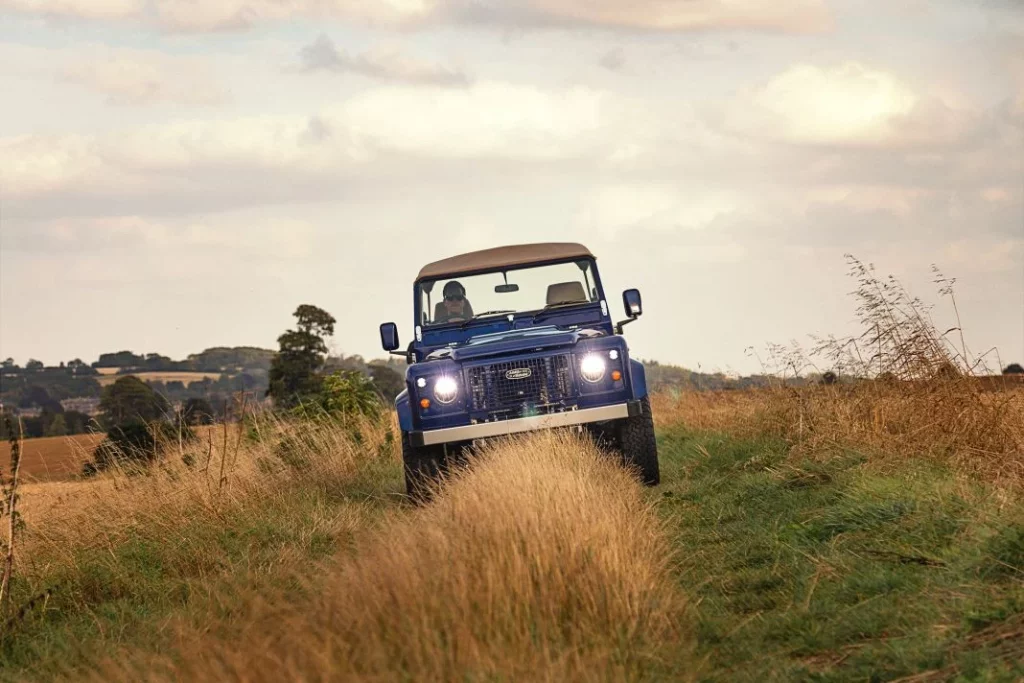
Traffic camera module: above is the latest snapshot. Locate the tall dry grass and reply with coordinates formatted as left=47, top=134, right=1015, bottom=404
left=652, top=256, right=1024, bottom=483
left=18, top=414, right=399, bottom=601
left=103, top=431, right=689, bottom=682
left=653, top=385, right=1024, bottom=478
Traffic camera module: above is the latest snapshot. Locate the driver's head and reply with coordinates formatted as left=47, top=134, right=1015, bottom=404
left=442, top=280, right=466, bottom=311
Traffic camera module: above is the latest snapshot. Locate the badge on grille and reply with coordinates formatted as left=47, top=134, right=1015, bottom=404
left=505, top=368, right=532, bottom=380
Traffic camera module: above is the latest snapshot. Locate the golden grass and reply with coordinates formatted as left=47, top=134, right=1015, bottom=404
left=18, top=416, right=397, bottom=579
left=98, top=431, right=688, bottom=682
left=652, top=382, right=1024, bottom=483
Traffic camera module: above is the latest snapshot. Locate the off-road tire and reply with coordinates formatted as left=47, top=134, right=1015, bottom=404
left=619, top=396, right=660, bottom=486
left=402, top=434, right=446, bottom=503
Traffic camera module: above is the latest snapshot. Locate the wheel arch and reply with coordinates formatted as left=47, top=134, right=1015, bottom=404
left=395, top=389, right=413, bottom=432
left=628, top=358, right=648, bottom=400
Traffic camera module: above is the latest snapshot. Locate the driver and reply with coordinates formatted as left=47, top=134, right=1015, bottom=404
left=434, top=280, right=474, bottom=323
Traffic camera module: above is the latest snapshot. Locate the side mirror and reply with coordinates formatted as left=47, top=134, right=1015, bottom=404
left=380, top=322, right=400, bottom=352
left=623, top=289, right=642, bottom=318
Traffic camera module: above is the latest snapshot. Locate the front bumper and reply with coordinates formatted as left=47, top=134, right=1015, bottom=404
left=410, top=400, right=642, bottom=447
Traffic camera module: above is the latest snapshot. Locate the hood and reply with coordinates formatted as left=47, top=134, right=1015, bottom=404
left=426, top=326, right=605, bottom=361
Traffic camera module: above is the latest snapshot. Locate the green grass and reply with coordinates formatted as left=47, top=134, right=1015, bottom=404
left=3, top=425, right=1022, bottom=681
left=654, top=426, right=1024, bottom=682
left=0, top=460, right=406, bottom=682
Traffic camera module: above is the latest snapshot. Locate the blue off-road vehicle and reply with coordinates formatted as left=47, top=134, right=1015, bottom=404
left=380, top=242, right=658, bottom=499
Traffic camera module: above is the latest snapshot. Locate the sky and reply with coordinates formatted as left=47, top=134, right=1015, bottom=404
left=1, top=0, right=1022, bottom=374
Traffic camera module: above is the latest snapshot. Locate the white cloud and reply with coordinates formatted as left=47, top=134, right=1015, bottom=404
left=0, top=81, right=623, bottom=217
left=515, top=0, right=830, bottom=32
left=338, top=81, right=610, bottom=160
left=0, top=115, right=363, bottom=209
left=0, top=0, right=435, bottom=29
left=152, top=0, right=437, bottom=31
left=0, top=0, right=141, bottom=19
left=1, top=0, right=829, bottom=32
left=60, top=48, right=227, bottom=105
left=575, top=185, right=741, bottom=238
left=5, top=214, right=316, bottom=261
left=720, top=62, right=979, bottom=147
left=297, top=35, right=470, bottom=87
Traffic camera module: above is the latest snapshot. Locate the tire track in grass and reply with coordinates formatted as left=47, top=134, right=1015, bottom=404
left=106, top=430, right=692, bottom=682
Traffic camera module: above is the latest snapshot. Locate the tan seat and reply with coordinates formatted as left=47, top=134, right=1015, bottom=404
left=546, top=281, right=588, bottom=306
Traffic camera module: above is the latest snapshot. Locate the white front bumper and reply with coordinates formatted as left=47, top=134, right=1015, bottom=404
left=412, top=402, right=634, bottom=446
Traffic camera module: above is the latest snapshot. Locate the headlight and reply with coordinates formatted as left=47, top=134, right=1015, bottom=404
left=580, top=354, right=606, bottom=383
left=433, top=376, right=458, bottom=404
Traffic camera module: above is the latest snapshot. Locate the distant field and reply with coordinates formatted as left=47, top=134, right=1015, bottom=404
left=96, top=371, right=223, bottom=387
left=1, top=433, right=104, bottom=482
left=4, top=427, right=221, bottom=483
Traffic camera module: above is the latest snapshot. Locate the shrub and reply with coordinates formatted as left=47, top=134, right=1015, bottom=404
left=292, top=370, right=383, bottom=423
left=89, top=420, right=195, bottom=474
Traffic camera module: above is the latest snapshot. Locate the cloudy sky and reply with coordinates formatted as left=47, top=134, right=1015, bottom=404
left=1, top=0, right=1022, bottom=373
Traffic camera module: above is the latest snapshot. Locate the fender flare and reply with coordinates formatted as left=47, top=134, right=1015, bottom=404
left=629, top=359, right=648, bottom=401
left=395, top=389, right=413, bottom=432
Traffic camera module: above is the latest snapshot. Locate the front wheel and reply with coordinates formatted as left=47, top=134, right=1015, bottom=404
left=402, top=434, right=446, bottom=503
left=618, top=397, right=660, bottom=486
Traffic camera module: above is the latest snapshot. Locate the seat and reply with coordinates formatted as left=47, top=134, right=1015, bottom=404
left=546, top=281, right=588, bottom=306
left=433, top=298, right=474, bottom=323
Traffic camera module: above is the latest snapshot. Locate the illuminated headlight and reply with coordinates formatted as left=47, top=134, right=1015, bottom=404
left=433, top=376, right=458, bottom=404
left=416, top=377, right=427, bottom=388
left=609, top=349, right=619, bottom=360
left=580, top=354, right=606, bottom=383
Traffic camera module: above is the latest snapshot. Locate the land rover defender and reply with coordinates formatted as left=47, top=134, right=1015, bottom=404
left=380, top=242, right=658, bottom=499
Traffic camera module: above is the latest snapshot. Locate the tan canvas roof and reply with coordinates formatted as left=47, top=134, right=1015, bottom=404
left=417, top=242, right=594, bottom=281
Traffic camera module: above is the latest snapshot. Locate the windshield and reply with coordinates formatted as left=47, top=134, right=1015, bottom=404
left=418, top=259, right=600, bottom=327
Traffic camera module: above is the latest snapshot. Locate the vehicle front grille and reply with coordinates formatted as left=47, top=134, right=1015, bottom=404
left=467, top=355, right=574, bottom=414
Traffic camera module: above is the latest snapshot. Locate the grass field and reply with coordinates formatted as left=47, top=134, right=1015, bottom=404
left=2, top=427, right=221, bottom=483
left=1, top=382, right=1021, bottom=682
left=0, top=433, right=104, bottom=482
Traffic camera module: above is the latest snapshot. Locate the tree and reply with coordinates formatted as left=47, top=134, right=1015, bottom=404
left=1004, top=363, right=1024, bottom=375
left=19, top=386, right=63, bottom=414
left=25, top=359, right=43, bottom=371
left=95, top=351, right=145, bottom=368
left=45, top=414, right=68, bottom=437
left=295, top=370, right=382, bottom=421
left=183, top=397, right=215, bottom=425
left=66, top=359, right=97, bottom=376
left=90, top=378, right=191, bottom=473
left=99, top=376, right=170, bottom=428
left=143, top=353, right=175, bottom=370
left=368, top=363, right=405, bottom=402
left=267, top=305, right=337, bottom=409
left=187, top=347, right=275, bottom=372
left=91, top=420, right=192, bottom=472
left=63, top=411, right=92, bottom=435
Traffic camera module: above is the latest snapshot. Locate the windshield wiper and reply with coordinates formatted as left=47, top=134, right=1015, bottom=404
left=531, top=301, right=587, bottom=323
left=460, top=310, right=516, bottom=329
